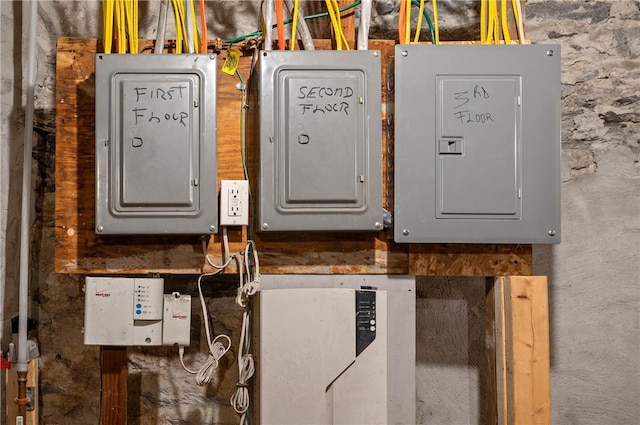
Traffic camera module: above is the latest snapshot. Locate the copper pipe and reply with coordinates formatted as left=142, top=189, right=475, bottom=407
left=16, top=370, right=28, bottom=419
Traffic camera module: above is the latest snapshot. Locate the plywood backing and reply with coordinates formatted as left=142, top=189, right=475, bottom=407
left=55, top=37, right=531, bottom=276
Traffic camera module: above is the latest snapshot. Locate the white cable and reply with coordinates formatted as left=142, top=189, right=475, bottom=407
left=263, top=0, right=274, bottom=50
left=184, top=0, right=195, bottom=53
left=222, top=226, right=230, bottom=264
left=231, top=241, right=260, bottom=424
left=202, top=239, right=235, bottom=270
left=284, top=0, right=315, bottom=50
left=236, top=241, right=260, bottom=308
left=357, top=0, right=372, bottom=50
left=154, top=0, right=169, bottom=53
left=230, top=310, right=254, bottom=425
left=178, top=272, right=232, bottom=386
left=179, top=334, right=231, bottom=385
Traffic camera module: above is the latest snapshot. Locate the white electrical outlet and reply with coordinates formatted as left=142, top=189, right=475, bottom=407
left=220, top=180, right=249, bottom=226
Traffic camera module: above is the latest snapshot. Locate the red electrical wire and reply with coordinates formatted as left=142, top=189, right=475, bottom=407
left=199, top=0, right=207, bottom=52
left=275, top=0, right=285, bottom=50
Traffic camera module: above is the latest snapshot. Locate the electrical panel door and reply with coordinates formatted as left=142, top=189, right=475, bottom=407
left=95, top=54, right=218, bottom=235
left=393, top=45, right=561, bottom=243
left=255, top=51, right=383, bottom=231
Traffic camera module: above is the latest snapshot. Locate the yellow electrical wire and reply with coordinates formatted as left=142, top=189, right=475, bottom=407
left=404, top=0, right=411, bottom=44
left=333, top=0, right=350, bottom=49
left=134, top=0, right=139, bottom=52
left=325, top=0, right=349, bottom=50
left=325, top=0, right=340, bottom=50
left=486, top=0, right=493, bottom=44
left=413, top=0, right=425, bottom=43
left=501, top=0, right=511, bottom=44
left=190, top=0, right=200, bottom=53
left=290, top=0, right=299, bottom=50
left=491, top=0, right=500, bottom=44
left=172, top=0, right=184, bottom=53
left=480, top=0, right=486, bottom=43
left=179, top=0, right=188, bottom=52
left=103, top=0, right=114, bottom=53
left=332, top=0, right=343, bottom=47
left=121, top=0, right=127, bottom=52
left=432, top=0, right=439, bottom=44
left=486, top=0, right=500, bottom=44
left=114, top=0, right=123, bottom=53
left=125, top=0, right=134, bottom=53
left=513, top=0, right=525, bottom=43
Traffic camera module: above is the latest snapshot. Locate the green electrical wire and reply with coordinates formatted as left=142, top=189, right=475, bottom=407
left=411, top=0, right=436, bottom=44
left=235, top=69, right=257, bottom=238
left=223, top=0, right=362, bottom=44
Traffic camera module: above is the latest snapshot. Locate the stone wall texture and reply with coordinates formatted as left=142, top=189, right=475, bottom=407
left=1, top=1, right=639, bottom=424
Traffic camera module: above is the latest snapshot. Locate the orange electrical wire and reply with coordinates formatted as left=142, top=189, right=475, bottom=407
left=398, top=0, right=406, bottom=43
left=275, top=0, right=285, bottom=50
left=199, top=0, right=207, bottom=52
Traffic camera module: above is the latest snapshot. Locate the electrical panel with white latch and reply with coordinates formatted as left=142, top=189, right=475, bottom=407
left=392, top=44, right=561, bottom=244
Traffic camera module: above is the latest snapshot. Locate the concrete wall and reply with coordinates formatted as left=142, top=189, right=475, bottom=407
left=1, top=1, right=638, bottom=424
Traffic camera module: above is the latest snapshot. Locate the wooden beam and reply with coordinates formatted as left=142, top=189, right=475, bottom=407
left=410, top=244, right=532, bottom=276
left=101, top=346, right=128, bottom=425
left=490, top=276, right=552, bottom=425
left=485, top=278, right=500, bottom=425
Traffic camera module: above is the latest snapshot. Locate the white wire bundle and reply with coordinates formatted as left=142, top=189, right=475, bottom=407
left=231, top=241, right=260, bottom=425
left=178, top=272, right=233, bottom=386
left=230, top=310, right=254, bottom=425
left=357, top=0, right=372, bottom=50
left=284, top=0, right=315, bottom=50
left=262, top=0, right=275, bottom=50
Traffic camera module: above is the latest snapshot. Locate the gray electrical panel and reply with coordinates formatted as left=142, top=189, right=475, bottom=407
left=95, top=53, right=217, bottom=235
left=392, top=44, right=561, bottom=243
left=253, top=50, right=383, bottom=231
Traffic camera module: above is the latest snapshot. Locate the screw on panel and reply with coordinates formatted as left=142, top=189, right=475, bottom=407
left=209, top=54, right=216, bottom=60
left=401, top=50, right=408, bottom=57
left=373, top=51, right=380, bottom=57
left=209, top=225, right=216, bottom=232
left=402, top=229, right=410, bottom=236
left=96, top=226, right=104, bottom=233
left=262, top=223, right=269, bottom=230
left=546, top=50, right=554, bottom=56
left=548, top=230, right=556, bottom=236
left=375, top=222, right=382, bottom=229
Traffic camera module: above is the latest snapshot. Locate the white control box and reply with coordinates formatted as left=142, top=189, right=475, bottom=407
left=84, top=277, right=164, bottom=346
left=134, top=279, right=164, bottom=320
left=162, top=292, right=192, bottom=347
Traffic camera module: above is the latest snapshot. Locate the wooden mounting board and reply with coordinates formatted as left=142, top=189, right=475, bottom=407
left=54, top=37, right=531, bottom=276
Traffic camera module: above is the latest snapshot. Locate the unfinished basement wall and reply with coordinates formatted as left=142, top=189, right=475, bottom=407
left=0, top=1, right=638, bottom=424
